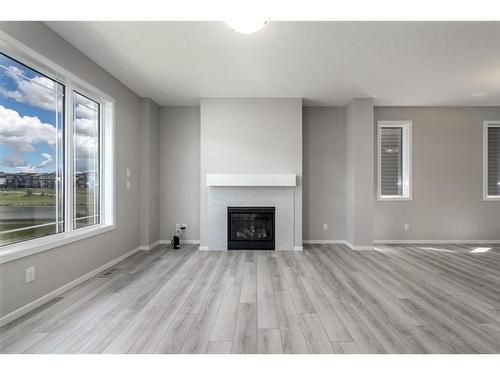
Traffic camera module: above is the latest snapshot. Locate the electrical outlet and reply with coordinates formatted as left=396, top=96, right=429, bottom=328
left=25, top=266, right=35, bottom=283
left=404, top=223, right=410, bottom=231
left=126, top=168, right=131, bottom=178
left=126, top=180, right=131, bottom=190
left=322, top=223, right=328, bottom=231
left=175, top=224, right=181, bottom=231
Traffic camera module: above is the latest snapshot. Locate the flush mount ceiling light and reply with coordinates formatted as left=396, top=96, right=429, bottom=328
left=225, top=20, right=268, bottom=34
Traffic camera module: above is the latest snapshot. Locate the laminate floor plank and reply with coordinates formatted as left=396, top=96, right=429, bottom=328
left=278, top=256, right=316, bottom=314
left=257, top=328, right=283, bottom=354
left=154, top=313, right=197, bottom=354
left=210, top=253, right=246, bottom=342
left=231, top=302, right=258, bottom=354
left=205, top=341, right=233, bottom=354
left=274, top=291, right=309, bottom=354
left=256, top=253, right=279, bottom=329
left=331, top=341, right=361, bottom=354
left=240, top=258, right=257, bottom=303
left=300, top=276, right=352, bottom=342
left=297, top=313, right=334, bottom=353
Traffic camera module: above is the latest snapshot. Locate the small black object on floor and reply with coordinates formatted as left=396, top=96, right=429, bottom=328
left=171, top=235, right=180, bottom=249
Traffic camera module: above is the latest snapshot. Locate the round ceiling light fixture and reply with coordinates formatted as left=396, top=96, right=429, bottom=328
left=225, top=20, right=268, bottom=34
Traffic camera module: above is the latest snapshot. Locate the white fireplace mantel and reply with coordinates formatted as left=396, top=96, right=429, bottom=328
left=206, top=173, right=296, bottom=187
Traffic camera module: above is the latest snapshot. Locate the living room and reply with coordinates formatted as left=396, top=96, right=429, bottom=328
left=1, top=2, right=500, bottom=372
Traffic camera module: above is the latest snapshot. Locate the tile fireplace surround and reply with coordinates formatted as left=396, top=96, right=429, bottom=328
left=202, top=174, right=299, bottom=251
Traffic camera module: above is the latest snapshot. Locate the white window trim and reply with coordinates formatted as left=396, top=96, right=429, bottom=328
left=0, top=31, right=116, bottom=264
left=377, top=120, right=413, bottom=201
left=483, top=120, right=500, bottom=201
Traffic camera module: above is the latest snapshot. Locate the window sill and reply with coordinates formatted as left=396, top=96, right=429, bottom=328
left=484, top=196, right=500, bottom=201
left=0, top=224, right=116, bottom=265
left=378, top=196, right=413, bottom=202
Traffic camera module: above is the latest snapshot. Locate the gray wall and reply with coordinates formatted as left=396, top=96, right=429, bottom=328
left=200, top=98, right=303, bottom=249
left=159, top=107, right=200, bottom=241
left=159, top=105, right=351, bottom=244
left=346, top=98, right=375, bottom=248
left=0, top=22, right=143, bottom=318
left=139, top=98, right=160, bottom=247
left=375, top=106, right=500, bottom=241
left=303, top=107, right=347, bottom=241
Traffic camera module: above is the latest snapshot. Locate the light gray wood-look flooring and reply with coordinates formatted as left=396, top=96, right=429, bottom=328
left=2, top=243, right=500, bottom=354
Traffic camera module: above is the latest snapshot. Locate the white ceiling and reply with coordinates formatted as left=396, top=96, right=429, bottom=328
left=45, top=21, right=500, bottom=106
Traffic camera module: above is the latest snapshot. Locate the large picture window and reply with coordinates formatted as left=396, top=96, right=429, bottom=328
left=0, top=53, right=64, bottom=245
left=484, top=121, right=500, bottom=200
left=0, top=44, right=113, bottom=251
left=377, top=121, right=412, bottom=201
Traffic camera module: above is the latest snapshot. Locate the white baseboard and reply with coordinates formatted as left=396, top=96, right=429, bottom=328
left=181, top=240, right=200, bottom=244
left=374, top=239, right=500, bottom=244
left=303, top=239, right=369, bottom=250
left=138, top=240, right=161, bottom=251
left=302, top=240, right=346, bottom=244
left=344, top=241, right=375, bottom=251
left=275, top=246, right=304, bottom=251
left=350, top=246, right=375, bottom=251
left=302, top=238, right=500, bottom=248
left=0, top=245, right=142, bottom=328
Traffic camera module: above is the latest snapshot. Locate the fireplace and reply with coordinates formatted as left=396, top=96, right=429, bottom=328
left=227, top=207, right=275, bottom=250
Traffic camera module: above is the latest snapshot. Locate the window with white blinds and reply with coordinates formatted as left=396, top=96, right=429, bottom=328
left=484, top=121, right=500, bottom=200
left=377, top=121, right=412, bottom=200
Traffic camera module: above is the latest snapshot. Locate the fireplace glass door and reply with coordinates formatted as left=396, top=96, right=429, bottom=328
left=227, top=207, right=275, bottom=250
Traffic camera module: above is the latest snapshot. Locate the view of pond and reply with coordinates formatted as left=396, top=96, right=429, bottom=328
left=0, top=205, right=56, bottom=220
left=0, top=187, right=97, bottom=245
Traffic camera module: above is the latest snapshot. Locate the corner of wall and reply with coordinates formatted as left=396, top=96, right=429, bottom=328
left=139, top=98, right=161, bottom=247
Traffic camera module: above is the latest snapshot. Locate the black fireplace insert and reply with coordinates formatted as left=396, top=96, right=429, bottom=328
left=227, top=207, right=275, bottom=250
